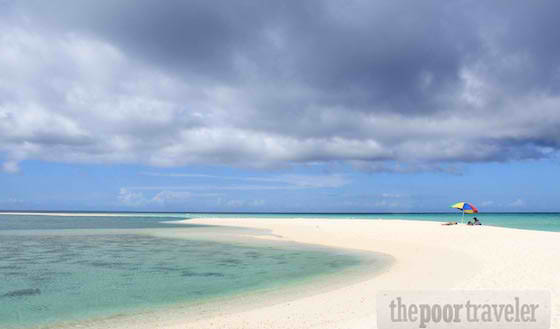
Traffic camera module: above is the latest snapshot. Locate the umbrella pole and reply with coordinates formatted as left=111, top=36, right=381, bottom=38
left=462, top=209, right=465, bottom=224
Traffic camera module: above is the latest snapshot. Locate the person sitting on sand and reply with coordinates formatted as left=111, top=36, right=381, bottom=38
left=467, top=217, right=481, bottom=225
left=442, top=222, right=458, bottom=225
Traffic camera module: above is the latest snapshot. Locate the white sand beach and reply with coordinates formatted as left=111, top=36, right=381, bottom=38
left=149, top=218, right=559, bottom=329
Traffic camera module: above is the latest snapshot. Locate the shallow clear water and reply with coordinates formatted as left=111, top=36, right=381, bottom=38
left=0, top=213, right=194, bottom=230
left=0, top=214, right=382, bottom=329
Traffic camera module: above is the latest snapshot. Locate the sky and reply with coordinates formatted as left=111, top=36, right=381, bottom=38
left=1, top=1, right=559, bottom=212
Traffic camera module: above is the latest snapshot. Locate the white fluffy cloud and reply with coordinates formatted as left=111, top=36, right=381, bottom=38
left=118, top=188, right=147, bottom=207
left=1, top=1, right=560, bottom=173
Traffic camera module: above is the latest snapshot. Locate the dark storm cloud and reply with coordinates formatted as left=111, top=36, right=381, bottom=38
left=475, top=1, right=560, bottom=94
left=1, top=0, right=559, bottom=172
left=21, top=0, right=284, bottom=81
left=28, top=0, right=476, bottom=113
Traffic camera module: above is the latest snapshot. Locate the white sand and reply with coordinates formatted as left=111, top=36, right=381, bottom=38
left=161, top=218, right=559, bottom=329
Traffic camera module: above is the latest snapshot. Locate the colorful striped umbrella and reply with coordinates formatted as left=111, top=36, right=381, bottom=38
left=450, top=202, right=478, bottom=224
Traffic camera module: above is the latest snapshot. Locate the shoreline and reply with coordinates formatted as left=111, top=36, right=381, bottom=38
left=0, top=220, right=392, bottom=329
left=165, top=218, right=560, bottom=329
left=32, top=222, right=392, bottom=329
left=5, top=217, right=559, bottom=328
left=3, top=211, right=560, bottom=234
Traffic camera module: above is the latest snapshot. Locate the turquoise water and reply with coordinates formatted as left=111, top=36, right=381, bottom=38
left=3, top=212, right=559, bottom=232
left=188, top=212, right=560, bottom=232
left=1, top=211, right=558, bottom=328
left=0, top=214, right=384, bottom=329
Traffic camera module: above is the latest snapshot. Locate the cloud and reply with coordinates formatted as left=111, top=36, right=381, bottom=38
left=372, top=200, right=401, bottom=209
left=341, top=197, right=405, bottom=210
left=119, top=187, right=224, bottom=207
left=1, top=1, right=560, bottom=173
left=258, top=174, right=349, bottom=188
left=140, top=173, right=350, bottom=189
left=509, top=199, right=526, bottom=207
left=380, top=193, right=404, bottom=199
left=2, top=160, right=20, bottom=173
left=0, top=197, right=23, bottom=204
left=125, top=185, right=294, bottom=191
left=151, top=191, right=193, bottom=204
left=223, top=199, right=265, bottom=208
left=118, top=188, right=147, bottom=206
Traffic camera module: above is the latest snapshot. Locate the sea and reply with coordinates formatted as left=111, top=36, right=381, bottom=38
left=183, top=212, right=560, bottom=232
left=0, top=212, right=386, bottom=329
left=1, top=211, right=559, bottom=328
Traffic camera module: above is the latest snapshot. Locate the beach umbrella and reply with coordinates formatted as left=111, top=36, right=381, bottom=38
left=450, top=202, right=478, bottom=224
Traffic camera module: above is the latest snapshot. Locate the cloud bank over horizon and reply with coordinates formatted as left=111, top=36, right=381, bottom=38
left=1, top=0, right=560, bottom=174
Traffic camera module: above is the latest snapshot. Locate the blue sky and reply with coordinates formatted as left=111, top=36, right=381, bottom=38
left=1, top=158, right=558, bottom=212
left=1, top=1, right=560, bottom=212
